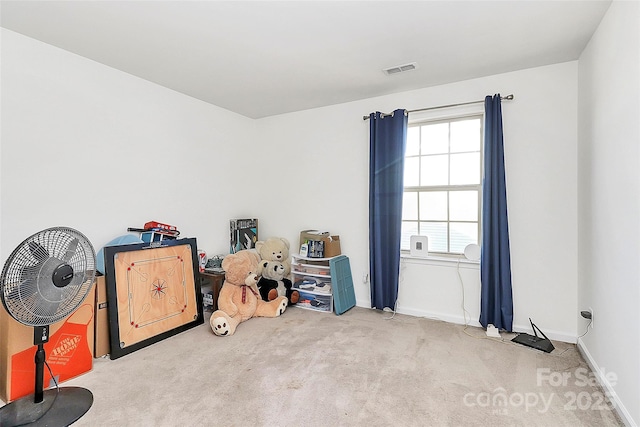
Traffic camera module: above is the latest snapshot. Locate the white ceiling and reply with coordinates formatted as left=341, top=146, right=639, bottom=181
left=1, top=1, right=611, bottom=119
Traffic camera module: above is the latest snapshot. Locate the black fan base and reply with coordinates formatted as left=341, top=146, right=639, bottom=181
left=0, top=387, right=93, bottom=427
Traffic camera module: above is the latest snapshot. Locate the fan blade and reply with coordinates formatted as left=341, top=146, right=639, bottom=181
left=19, top=265, right=40, bottom=283
left=62, top=238, right=79, bottom=263
left=3, top=278, right=37, bottom=314
left=32, top=293, right=64, bottom=319
left=28, top=241, right=50, bottom=262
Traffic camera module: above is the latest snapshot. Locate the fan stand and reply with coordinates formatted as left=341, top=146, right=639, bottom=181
left=0, top=326, right=93, bottom=427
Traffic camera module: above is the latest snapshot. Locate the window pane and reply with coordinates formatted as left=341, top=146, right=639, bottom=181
left=404, top=157, right=419, bottom=187
left=450, top=152, right=480, bottom=185
left=450, top=118, right=481, bottom=153
left=421, top=155, right=448, bottom=186
left=402, top=114, right=483, bottom=256
left=420, top=191, right=447, bottom=220
left=449, top=191, right=478, bottom=221
left=406, top=126, right=420, bottom=156
left=421, top=222, right=447, bottom=252
left=401, top=221, right=418, bottom=251
left=450, top=222, right=478, bottom=253
left=402, top=192, right=418, bottom=220
left=421, top=123, right=448, bottom=154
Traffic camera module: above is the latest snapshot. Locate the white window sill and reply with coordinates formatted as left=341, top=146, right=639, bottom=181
left=400, top=253, right=479, bottom=269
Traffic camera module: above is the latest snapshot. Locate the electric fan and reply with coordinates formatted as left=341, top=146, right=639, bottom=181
left=0, top=227, right=96, bottom=426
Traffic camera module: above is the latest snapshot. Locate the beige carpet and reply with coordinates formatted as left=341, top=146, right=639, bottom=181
left=22, top=307, right=627, bottom=426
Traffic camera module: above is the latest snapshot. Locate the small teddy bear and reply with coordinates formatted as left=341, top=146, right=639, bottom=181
left=209, top=250, right=287, bottom=337
left=255, top=237, right=291, bottom=276
left=257, top=259, right=300, bottom=306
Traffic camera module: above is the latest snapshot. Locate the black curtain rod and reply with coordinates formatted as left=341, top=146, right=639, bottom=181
left=362, top=94, right=514, bottom=120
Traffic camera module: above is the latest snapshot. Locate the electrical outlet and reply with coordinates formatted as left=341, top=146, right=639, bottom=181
left=581, top=308, right=594, bottom=329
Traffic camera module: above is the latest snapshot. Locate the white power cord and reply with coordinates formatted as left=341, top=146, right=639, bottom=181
left=383, top=259, right=405, bottom=320
left=456, top=257, right=472, bottom=327
left=457, top=255, right=502, bottom=341
left=578, top=319, right=592, bottom=339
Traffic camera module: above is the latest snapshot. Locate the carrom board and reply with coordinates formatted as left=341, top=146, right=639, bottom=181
left=104, top=238, right=203, bottom=359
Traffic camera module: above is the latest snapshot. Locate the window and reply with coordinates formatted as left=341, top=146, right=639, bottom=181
left=401, top=115, right=483, bottom=255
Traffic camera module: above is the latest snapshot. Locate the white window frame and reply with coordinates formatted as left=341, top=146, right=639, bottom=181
left=402, top=104, right=485, bottom=257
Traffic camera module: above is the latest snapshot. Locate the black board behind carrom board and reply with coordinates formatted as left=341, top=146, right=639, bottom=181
left=104, top=238, right=203, bottom=359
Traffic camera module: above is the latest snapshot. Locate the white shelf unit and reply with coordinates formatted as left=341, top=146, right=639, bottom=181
left=291, top=254, right=334, bottom=313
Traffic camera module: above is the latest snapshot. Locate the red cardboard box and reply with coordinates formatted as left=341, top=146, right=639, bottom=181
left=0, top=283, right=95, bottom=403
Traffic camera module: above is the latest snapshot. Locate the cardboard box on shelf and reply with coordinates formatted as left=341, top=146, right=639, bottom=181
left=299, top=230, right=341, bottom=258
left=323, top=236, right=341, bottom=258
left=0, top=283, right=95, bottom=403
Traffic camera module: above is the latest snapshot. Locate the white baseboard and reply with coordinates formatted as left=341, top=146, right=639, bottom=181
left=576, top=338, right=636, bottom=427
left=357, top=301, right=576, bottom=343
left=357, top=300, right=482, bottom=327
left=395, top=306, right=482, bottom=327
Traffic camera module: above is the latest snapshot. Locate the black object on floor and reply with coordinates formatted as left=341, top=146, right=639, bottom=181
left=511, top=318, right=555, bottom=353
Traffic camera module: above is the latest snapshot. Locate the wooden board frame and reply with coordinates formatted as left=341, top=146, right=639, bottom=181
left=104, top=238, right=203, bottom=359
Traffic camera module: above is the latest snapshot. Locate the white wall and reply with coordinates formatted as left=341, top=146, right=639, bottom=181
left=577, top=1, right=640, bottom=425
left=1, top=29, right=259, bottom=260
left=257, top=62, right=579, bottom=342
left=1, top=29, right=580, bottom=343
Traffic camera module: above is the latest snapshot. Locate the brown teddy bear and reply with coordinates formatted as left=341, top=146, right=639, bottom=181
left=209, top=250, right=288, bottom=337
left=255, top=237, right=291, bottom=276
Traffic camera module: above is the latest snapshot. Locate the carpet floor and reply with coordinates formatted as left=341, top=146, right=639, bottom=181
left=10, top=306, right=626, bottom=426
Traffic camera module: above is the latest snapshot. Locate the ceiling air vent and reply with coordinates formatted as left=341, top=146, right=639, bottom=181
left=383, top=62, right=418, bottom=76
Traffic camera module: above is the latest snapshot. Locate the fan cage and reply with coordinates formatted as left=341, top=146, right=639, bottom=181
left=1, top=227, right=96, bottom=326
